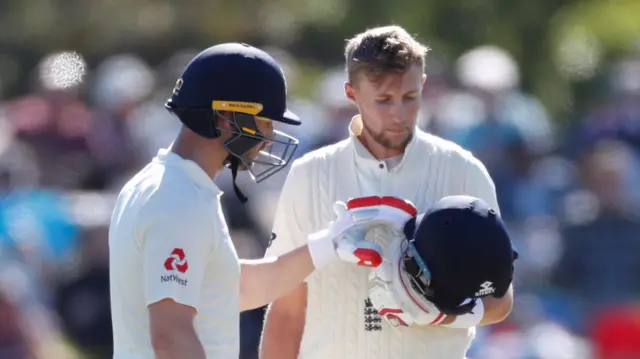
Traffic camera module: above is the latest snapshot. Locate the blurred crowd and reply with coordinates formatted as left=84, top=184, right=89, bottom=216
left=1, top=44, right=640, bottom=359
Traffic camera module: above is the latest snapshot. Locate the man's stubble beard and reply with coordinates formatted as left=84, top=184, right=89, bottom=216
left=361, top=120, right=413, bottom=150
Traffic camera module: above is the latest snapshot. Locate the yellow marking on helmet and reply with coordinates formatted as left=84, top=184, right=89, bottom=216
left=242, top=127, right=257, bottom=135
left=212, top=101, right=263, bottom=115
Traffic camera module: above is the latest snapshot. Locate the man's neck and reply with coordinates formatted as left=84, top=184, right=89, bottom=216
left=169, top=128, right=228, bottom=179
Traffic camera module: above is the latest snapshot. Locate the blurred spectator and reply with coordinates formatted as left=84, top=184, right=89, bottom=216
left=0, top=286, right=37, bottom=359
left=438, top=45, right=556, bottom=222
left=552, top=139, right=640, bottom=333
left=54, top=225, right=111, bottom=359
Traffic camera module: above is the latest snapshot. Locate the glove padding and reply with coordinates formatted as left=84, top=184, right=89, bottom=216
left=368, top=238, right=446, bottom=327
left=308, top=196, right=417, bottom=270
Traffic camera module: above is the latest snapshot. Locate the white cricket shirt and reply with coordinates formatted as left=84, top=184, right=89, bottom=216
left=266, top=115, right=500, bottom=359
left=109, top=148, right=240, bottom=359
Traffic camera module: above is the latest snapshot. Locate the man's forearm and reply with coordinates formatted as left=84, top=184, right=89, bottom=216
left=240, top=245, right=315, bottom=311
left=155, top=346, right=205, bottom=359
left=260, top=296, right=306, bottom=359
left=152, top=331, right=205, bottom=359
left=439, top=285, right=514, bottom=327
left=478, top=284, right=514, bottom=326
left=261, top=313, right=304, bottom=359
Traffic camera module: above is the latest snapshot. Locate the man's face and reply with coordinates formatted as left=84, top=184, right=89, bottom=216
left=237, top=117, right=273, bottom=171
left=346, top=65, right=426, bottom=150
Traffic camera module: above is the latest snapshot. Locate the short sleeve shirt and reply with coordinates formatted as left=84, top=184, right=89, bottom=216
left=109, top=149, right=240, bottom=359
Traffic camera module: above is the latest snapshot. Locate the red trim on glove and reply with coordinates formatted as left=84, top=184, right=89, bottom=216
left=429, top=312, right=446, bottom=325
left=353, top=248, right=383, bottom=267
left=346, top=196, right=418, bottom=217
left=378, top=308, right=410, bottom=327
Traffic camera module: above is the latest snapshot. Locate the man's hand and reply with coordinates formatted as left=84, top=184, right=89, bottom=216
left=368, top=239, right=446, bottom=327
left=307, top=196, right=417, bottom=270
left=369, top=283, right=444, bottom=327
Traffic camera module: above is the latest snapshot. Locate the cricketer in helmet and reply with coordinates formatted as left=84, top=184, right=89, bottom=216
left=367, top=195, right=518, bottom=328
left=164, top=43, right=300, bottom=202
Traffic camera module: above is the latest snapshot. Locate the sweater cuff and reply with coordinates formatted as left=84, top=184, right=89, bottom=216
left=307, top=229, right=338, bottom=270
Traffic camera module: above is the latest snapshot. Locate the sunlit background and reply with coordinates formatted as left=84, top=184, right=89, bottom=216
left=1, top=0, right=640, bottom=358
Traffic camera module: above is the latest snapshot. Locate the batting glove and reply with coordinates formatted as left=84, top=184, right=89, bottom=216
left=308, top=196, right=417, bottom=270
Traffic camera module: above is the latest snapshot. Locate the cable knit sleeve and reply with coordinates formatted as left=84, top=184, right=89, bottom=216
left=462, top=155, right=501, bottom=215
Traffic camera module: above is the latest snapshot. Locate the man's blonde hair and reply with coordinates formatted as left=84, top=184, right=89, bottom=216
left=345, top=25, right=429, bottom=84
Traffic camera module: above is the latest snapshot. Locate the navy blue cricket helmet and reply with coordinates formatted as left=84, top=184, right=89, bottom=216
left=402, top=195, right=518, bottom=315
left=165, top=43, right=300, bottom=202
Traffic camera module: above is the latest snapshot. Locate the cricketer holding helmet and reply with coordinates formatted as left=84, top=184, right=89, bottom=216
left=364, top=195, right=517, bottom=332
left=107, top=43, right=399, bottom=359
left=260, top=26, right=515, bottom=359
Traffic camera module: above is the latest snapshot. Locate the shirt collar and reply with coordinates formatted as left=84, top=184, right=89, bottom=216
left=347, top=115, right=418, bottom=173
left=153, top=148, right=222, bottom=195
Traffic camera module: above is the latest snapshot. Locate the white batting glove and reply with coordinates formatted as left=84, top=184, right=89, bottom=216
left=368, top=239, right=445, bottom=327
left=307, top=196, right=417, bottom=270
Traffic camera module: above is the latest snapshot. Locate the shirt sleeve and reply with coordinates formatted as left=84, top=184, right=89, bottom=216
left=462, top=155, right=501, bottom=215
left=141, top=209, right=214, bottom=311
left=265, top=160, right=312, bottom=258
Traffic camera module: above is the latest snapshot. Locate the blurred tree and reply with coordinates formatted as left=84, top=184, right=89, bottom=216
left=0, top=0, right=639, bottom=121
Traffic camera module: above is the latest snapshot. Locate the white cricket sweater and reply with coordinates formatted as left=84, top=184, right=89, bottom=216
left=266, top=116, right=499, bottom=359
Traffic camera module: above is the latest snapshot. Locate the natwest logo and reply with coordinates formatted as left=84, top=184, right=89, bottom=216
left=161, top=274, right=187, bottom=286
left=164, top=248, right=188, bottom=273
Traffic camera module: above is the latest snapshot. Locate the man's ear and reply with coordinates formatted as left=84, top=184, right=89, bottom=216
left=344, top=81, right=356, bottom=103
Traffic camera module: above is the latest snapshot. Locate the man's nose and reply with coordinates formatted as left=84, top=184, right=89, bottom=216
left=389, top=104, right=405, bottom=124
